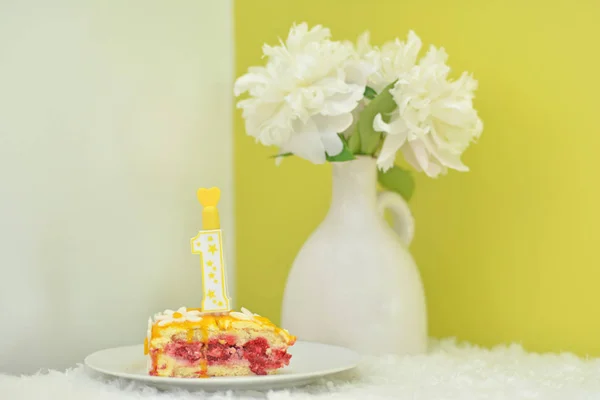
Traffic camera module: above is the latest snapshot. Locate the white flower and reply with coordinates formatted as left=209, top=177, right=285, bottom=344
left=374, top=46, right=483, bottom=177
left=234, top=23, right=370, bottom=164
left=356, top=31, right=422, bottom=92
left=230, top=307, right=260, bottom=321
left=155, top=307, right=203, bottom=326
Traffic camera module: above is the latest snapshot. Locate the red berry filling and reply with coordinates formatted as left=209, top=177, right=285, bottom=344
left=206, top=335, right=239, bottom=363
left=242, top=337, right=292, bottom=375
left=160, top=336, right=291, bottom=375
left=164, top=340, right=203, bottom=365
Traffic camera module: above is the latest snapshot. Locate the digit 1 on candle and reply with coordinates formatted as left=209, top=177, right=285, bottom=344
left=190, top=187, right=231, bottom=313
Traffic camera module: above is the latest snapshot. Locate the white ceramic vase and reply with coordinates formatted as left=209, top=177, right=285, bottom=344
left=281, top=156, right=427, bottom=355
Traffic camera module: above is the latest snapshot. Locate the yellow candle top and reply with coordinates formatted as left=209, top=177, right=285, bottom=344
left=197, top=187, right=220, bottom=230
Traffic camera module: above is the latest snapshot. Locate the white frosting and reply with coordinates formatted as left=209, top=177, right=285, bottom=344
left=146, top=317, right=153, bottom=372
left=146, top=317, right=152, bottom=342
left=154, top=307, right=203, bottom=326
left=230, top=307, right=259, bottom=321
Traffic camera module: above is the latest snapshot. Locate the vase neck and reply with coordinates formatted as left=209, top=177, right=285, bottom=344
left=329, top=157, right=377, bottom=216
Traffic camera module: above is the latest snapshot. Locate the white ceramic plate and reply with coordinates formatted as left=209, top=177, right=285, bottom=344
left=84, top=341, right=360, bottom=391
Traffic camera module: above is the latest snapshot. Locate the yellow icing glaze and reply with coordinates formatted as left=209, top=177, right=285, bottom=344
left=148, top=311, right=294, bottom=344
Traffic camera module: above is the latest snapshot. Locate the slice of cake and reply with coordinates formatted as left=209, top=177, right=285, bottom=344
left=145, top=306, right=296, bottom=377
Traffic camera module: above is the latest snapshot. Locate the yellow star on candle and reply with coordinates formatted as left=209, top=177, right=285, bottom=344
left=208, top=272, right=215, bottom=279
left=213, top=280, right=218, bottom=284
left=208, top=236, right=213, bottom=242
left=218, top=301, right=223, bottom=306
left=207, top=290, right=215, bottom=299
left=208, top=244, right=218, bottom=254
left=207, top=260, right=213, bottom=267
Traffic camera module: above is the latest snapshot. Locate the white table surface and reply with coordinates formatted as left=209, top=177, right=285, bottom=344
left=2, top=339, right=600, bottom=399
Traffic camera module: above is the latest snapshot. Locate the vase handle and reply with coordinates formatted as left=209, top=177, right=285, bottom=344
left=376, top=191, right=415, bottom=247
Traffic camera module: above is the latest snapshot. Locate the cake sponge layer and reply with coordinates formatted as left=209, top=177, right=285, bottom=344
left=146, top=307, right=295, bottom=377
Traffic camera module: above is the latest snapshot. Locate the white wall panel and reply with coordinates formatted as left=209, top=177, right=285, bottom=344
left=0, top=0, right=234, bottom=373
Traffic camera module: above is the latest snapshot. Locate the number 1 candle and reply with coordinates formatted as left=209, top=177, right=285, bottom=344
left=191, top=187, right=231, bottom=313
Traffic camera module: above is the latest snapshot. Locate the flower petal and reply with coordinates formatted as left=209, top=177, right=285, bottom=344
left=274, top=154, right=285, bottom=166
left=377, top=130, right=408, bottom=171
left=422, top=135, right=469, bottom=171
left=356, top=31, right=372, bottom=57
left=283, top=138, right=326, bottom=163
left=424, top=161, right=444, bottom=178
left=373, top=113, right=391, bottom=133
left=281, top=120, right=327, bottom=164
left=241, top=307, right=254, bottom=316
left=312, top=113, right=353, bottom=134
left=401, top=146, right=422, bottom=172
left=344, top=60, right=372, bottom=87
left=234, top=66, right=270, bottom=97
left=319, top=88, right=364, bottom=116
left=230, top=311, right=252, bottom=321
left=409, top=140, right=430, bottom=171
left=376, top=154, right=395, bottom=172
left=320, top=132, right=344, bottom=156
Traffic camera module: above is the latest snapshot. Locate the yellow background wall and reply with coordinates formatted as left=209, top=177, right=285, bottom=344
left=234, top=0, right=600, bottom=356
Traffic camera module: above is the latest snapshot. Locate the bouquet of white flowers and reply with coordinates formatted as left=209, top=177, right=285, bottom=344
left=235, top=23, right=483, bottom=200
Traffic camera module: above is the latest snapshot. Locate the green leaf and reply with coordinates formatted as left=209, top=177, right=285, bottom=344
left=326, top=135, right=355, bottom=162
left=268, top=152, right=292, bottom=159
left=270, top=137, right=355, bottom=162
left=357, top=81, right=398, bottom=155
left=346, top=129, right=361, bottom=153
left=377, top=165, right=415, bottom=202
left=363, top=86, right=377, bottom=100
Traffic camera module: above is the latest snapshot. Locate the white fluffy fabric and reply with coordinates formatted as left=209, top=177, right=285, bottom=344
left=3, top=339, right=600, bottom=399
